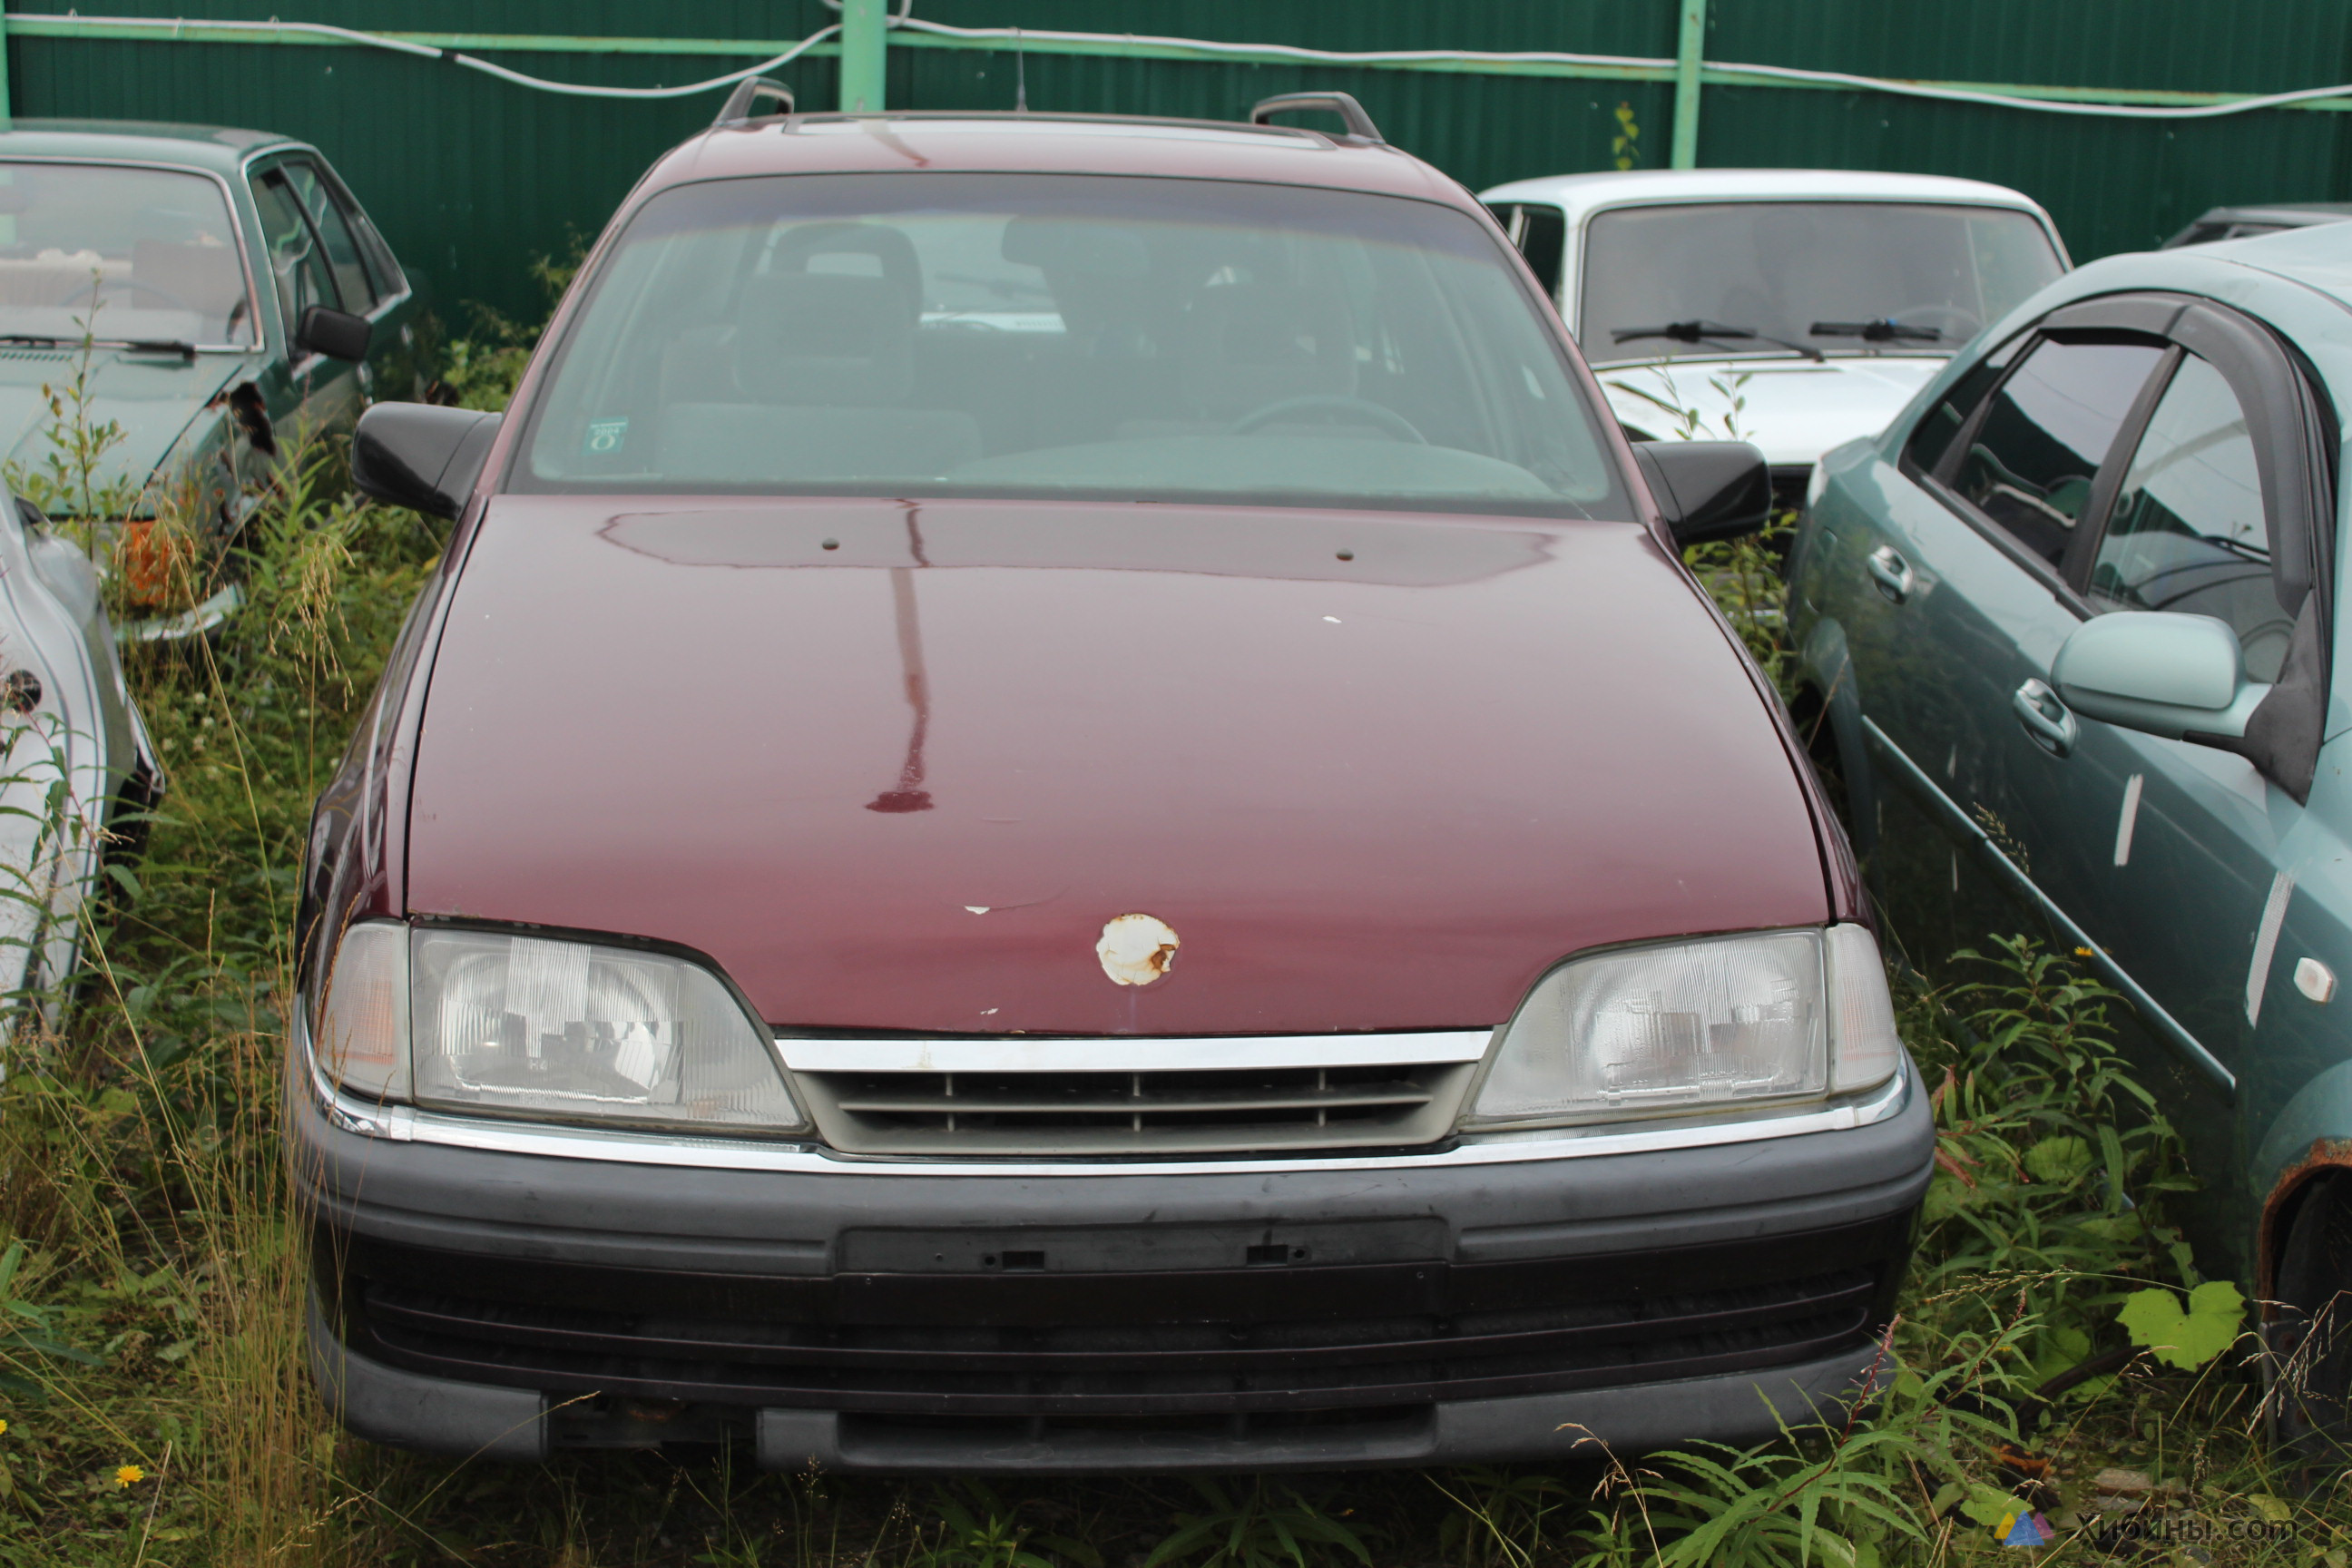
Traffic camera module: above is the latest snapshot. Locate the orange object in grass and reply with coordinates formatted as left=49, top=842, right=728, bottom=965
left=116, top=519, right=194, bottom=611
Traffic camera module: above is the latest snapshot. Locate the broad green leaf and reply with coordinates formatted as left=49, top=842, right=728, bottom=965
left=2118, top=1279, right=2245, bottom=1369
left=2024, top=1134, right=2092, bottom=1184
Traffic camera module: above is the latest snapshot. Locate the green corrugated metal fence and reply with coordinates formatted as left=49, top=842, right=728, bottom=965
left=5, top=0, right=2349, bottom=322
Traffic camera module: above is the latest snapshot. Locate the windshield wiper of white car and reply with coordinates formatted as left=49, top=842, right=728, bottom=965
left=0, top=333, right=199, bottom=360
left=1610, top=319, right=1826, bottom=362
left=1810, top=318, right=1945, bottom=344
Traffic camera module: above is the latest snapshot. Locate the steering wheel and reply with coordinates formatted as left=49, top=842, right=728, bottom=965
left=1229, top=395, right=1428, bottom=444
left=51, top=278, right=194, bottom=310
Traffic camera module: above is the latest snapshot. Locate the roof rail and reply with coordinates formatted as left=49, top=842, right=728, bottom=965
left=714, top=77, right=796, bottom=126
left=1249, top=92, right=1383, bottom=144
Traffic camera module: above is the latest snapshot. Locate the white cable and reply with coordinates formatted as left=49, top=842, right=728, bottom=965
left=0, top=15, right=446, bottom=59
left=448, top=25, right=838, bottom=100
left=0, top=13, right=840, bottom=99
left=1714, top=57, right=2352, bottom=119
left=12, top=10, right=2352, bottom=120
left=897, top=16, right=2352, bottom=122
left=897, top=18, right=1671, bottom=77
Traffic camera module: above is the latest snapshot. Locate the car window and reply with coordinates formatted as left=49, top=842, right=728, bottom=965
left=250, top=169, right=339, bottom=342
left=514, top=173, right=1625, bottom=514
left=0, top=161, right=257, bottom=345
left=2088, top=352, right=2292, bottom=681
left=1487, top=202, right=1565, bottom=300
left=1950, top=337, right=2166, bottom=567
left=1579, top=201, right=2064, bottom=365
left=1904, top=332, right=2026, bottom=475
left=346, top=198, right=406, bottom=300
left=281, top=161, right=375, bottom=312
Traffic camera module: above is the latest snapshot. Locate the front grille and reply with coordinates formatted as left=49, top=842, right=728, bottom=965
left=335, top=1220, right=1906, bottom=1420
left=798, top=1062, right=1477, bottom=1156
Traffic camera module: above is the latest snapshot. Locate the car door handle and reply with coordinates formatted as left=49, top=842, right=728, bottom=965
left=1866, top=544, right=1915, bottom=603
left=2012, top=677, right=2079, bottom=758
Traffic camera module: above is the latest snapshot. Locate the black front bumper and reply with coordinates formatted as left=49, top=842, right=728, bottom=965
left=294, top=1063, right=1933, bottom=1472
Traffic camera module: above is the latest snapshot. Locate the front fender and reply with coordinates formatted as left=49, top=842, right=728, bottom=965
left=1797, top=613, right=1877, bottom=864
left=2252, top=1064, right=2352, bottom=1296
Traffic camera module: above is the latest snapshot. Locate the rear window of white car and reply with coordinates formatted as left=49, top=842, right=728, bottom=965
left=513, top=173, right=1627, bottom=517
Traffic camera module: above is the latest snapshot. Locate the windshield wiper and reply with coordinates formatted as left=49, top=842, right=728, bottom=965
left=1810, top=318, right=1945, bottom=343
left=1610, top=319, right=1825, bottom=362
left=0, top=333, right=201, bottom=358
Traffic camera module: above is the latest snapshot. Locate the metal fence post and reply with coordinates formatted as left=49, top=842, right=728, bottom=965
left=838, top=0, right=887, bottom=113
left=1671, top=0, right=1706, bottom=168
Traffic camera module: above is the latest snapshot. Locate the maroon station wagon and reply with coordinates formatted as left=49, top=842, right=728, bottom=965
left=292, top=93, right=1932, bottom=1473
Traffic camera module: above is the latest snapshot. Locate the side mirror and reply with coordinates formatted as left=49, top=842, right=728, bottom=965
left=2052, top=611, right=2269, bottom=742
left=296, top=303, right=370, bottom=362
left=1632, top=440, right=1772, bottom=546
left=351, top=403, right=501, bottom=520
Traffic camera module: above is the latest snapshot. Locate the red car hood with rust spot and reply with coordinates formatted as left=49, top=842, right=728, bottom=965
left=405, top=496, right=1828, bottom=1034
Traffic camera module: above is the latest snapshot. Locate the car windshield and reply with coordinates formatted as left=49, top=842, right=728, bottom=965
left=1580, top=201, right=2063, bottom=366
left=515, top=172, right=1623, bottom=514
left=0, top=162, right=258, bottom=347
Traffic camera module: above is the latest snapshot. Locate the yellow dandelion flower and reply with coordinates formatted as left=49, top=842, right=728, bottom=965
left=114, top=1465, right=144, bottom=1488
left=2073, top=946, right=2094, bottom=957
left=0, top=1419, right=9, bottom=1436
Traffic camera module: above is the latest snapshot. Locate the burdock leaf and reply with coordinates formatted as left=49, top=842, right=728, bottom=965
left=2024, top=1134, right=2092, bottom=1185
left=2118, top=1280, right=2245, bottom=1369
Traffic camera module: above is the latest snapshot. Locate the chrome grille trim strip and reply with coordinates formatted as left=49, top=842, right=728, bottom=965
left=774, top=1030, right=1494, bottom=1073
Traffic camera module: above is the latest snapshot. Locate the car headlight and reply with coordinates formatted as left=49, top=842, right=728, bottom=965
left=1465, top=925, right=1900, bottom=1128
left=313, top=921, right=808, bottom=1133
left=315, top=920, right=411, bottom=1102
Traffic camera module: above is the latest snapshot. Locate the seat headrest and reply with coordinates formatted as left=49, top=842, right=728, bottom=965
left=765, top=220, right=922, bottom=322
left=735, top=272, right=914, bottom=405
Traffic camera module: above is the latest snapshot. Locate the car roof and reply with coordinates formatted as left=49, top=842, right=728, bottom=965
left=646, top=112, right=1469, bottom=206
left=2184, top=201, right=2352, bottom=227
left=2177, top=221, right=2352, bottom=305
left=1477, top=166, right=2053, bottom=220
left=1909, top=226, right=2352, bottom=446
left=0, top=119, right=294, bottom=173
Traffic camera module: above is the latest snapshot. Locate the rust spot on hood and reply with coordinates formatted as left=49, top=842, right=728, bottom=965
left=1098, top=913, right=1179, bottom=986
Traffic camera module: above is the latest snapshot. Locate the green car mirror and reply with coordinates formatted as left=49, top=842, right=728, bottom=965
left=2053, top=610, right=2270, bottom=743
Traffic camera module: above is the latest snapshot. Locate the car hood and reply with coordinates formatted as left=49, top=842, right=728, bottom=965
left=406, top=496, right=1830, bottom=1035
left=1592, top=357, right=1945, bottom=467
left=0, top=349, right=244, bottom=507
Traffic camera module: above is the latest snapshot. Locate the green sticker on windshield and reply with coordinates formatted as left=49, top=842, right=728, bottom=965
left=583, top=417, right=629, bottom=456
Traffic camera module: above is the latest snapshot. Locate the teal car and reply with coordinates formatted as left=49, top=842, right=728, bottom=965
left=0, top=121, right=429, bottom=638
left=1788, top=225, right=2352, bottom=1449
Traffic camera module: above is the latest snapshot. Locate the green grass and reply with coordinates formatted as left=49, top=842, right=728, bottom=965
left=0, top=304, right=2347, bottom=1565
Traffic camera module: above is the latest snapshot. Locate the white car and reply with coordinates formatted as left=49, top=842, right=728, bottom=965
left=1479, top=169, right=2070, bottom=505
left=0, top=494, right=158, bottom=1027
